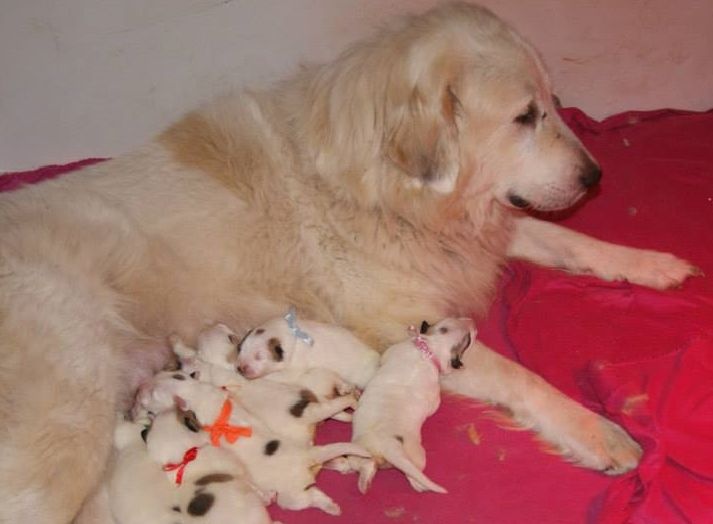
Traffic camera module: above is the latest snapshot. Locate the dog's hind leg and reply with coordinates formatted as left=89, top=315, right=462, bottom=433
left=402, top=436, right=427, bottom=471
left=0, top=264, right=130, bottom=523
left=441, top=340, right=642, bottom=475
left=303, top=394, right=357, bottom=425
left=277, top=487, right=341, bottom=516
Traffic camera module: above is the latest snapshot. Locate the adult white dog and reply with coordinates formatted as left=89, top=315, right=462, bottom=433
left=0, top=3, right=698, bottom=522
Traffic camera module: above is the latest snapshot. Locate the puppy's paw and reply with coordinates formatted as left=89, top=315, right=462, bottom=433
left=334, top=379, right=355, bottom=397
left=599, top=247, right=701, bottom=290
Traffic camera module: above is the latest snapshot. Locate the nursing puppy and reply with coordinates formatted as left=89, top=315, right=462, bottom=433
left=236, top=310, right=380, bottom=389
left=169, top=324, right=357, bottom=443
left=110, top=415, right=273, bottom=524
left=349, top=318, right=475, bottom=494
left=0, top=4, right=701, bottom=521
left=147, top=371, right=370, bottom=515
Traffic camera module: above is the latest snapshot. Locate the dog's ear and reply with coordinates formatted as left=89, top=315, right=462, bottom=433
left=177, top=408, right=201, bottom=433
left=386, top=83, right=461, bottom=194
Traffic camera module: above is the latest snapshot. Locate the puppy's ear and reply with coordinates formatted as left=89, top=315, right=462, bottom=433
left=177, top=408, right=201, bottom=433
left=387, top=84, right=461, bottom=194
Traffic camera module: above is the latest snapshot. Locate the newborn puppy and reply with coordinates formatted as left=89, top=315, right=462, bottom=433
left=349, top=318, right=476, bottom=494
left=110, top=414, right=273, bottom=524
left=146, top=371, right=370, bottom=515
left=170, top=325, right=357, bottom=444
left=237, top=308, right=380, bottom=388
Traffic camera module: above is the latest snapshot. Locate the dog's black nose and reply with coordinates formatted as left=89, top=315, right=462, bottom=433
left=579, top=158, right=602, bottom=189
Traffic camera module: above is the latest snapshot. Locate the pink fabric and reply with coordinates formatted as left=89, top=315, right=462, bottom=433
left=3, top=107, right=712, bottom=523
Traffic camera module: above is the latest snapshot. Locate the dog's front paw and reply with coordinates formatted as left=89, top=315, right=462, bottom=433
left=591, top=418, right=642, bottom=475
left=563, top=416, right=642, bottom=475
left=600, top=247, right=701, bottom=290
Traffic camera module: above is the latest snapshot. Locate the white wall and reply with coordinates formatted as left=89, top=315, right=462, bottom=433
left=2, top=0, right=712, bottom=171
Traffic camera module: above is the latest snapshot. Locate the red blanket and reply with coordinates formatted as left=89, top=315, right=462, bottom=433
left=3, top=108, right=713, bottom=523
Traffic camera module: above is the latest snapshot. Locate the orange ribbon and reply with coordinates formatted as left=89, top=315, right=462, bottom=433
left=202, top=398, right=252, bottom=446
left=162, top=446, right=199, bottom=485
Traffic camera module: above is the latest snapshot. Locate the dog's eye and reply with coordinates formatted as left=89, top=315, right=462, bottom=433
left=514, top=102, right=538, bottom=126
left=439, top=327, right=449, bottom=334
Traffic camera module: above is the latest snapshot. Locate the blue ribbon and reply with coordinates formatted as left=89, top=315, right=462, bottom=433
left=284, top=306, right=314, bottom=347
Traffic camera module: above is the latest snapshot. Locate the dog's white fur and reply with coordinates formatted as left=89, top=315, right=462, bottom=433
left=236, top=314, right=380, bottom=388
left=0, top=3, right=700, bottom=521
left=167, top=324, right=357, bottom=444
left=146, top=371, right=370, bottom=515
left=109, top=413, right=273, bottom=524
left=349, top=318, right=475, bottom=494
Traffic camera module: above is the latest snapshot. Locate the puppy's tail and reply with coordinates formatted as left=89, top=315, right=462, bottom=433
left=310, top=442, right=371, bottom=465
left=381, top=440, right=447, bottom=494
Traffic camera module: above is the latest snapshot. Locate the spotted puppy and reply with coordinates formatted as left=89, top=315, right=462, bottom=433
left=349, top=318, right=476, bottom=494
left=147, top=370, right=371, bottom=515
left=237, top=308, right=380, bottom=388
left=169, top=324, right=357, bottom=445
left=109, top=414, right=273, bottom=524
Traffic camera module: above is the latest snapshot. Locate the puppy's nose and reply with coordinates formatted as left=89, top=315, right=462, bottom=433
left=579, top=157, right=602, bottom=189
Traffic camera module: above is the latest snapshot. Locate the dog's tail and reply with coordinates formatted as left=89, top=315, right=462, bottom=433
left=310, top=442, right=371, bottom=465
left=380, top=439, right=447, bottom=494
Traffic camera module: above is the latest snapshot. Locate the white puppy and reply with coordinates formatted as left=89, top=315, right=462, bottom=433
left=349, top=318, right=476, bottom=494
left=109, top=413, right=273, bottom=524
left=169, top=324, right=357, bottom=445
left=236, top=309, right=380, bottom=388
left=147, top=370, right=370, bottom=515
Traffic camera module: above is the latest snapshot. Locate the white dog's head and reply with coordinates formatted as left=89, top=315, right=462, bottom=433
left=416, top=317, right=476, bottom=374
left=235, top=317, right=298, bottom=379
left=306, top=3, right=600, bottom=217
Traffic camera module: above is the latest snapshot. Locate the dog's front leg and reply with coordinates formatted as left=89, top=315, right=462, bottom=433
left=507, top=216, right=700, bottom=289
left=441, top=340, right=641, bottom=474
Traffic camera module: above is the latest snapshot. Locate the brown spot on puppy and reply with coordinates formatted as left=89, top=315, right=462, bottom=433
left=290, top=389, right=318, bottom=418
left=178, top=408, right=201, bottom=433
left=394, top=435, right=404, bottom=444
left=171, top=505, right=181, bottom=513
left=268, top=337, right=284, bottom=361
left=195, top=473, right=235, bottom=486
left=187, top=492, right=214, bottom=516
left=264, top=439, right=281, bottom=456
